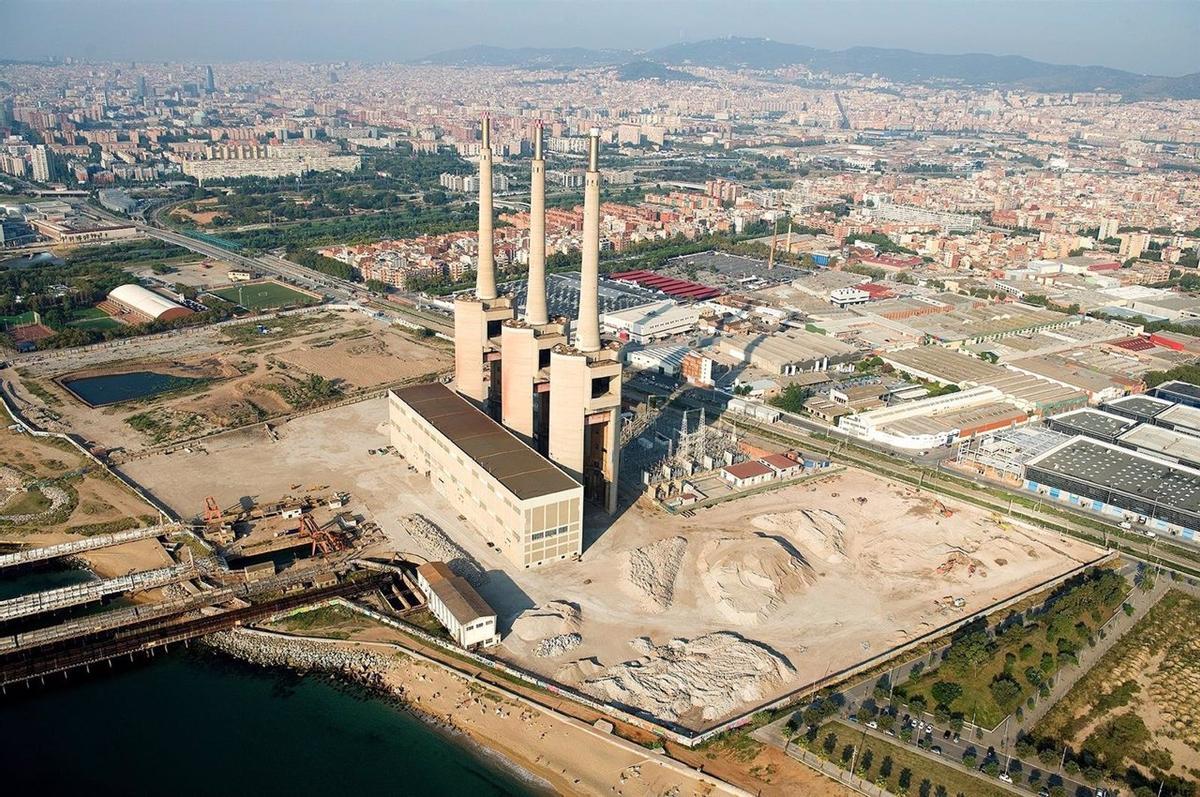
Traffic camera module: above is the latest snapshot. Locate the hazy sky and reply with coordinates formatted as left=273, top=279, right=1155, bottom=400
left=1, top=0, right=1197, bottom=76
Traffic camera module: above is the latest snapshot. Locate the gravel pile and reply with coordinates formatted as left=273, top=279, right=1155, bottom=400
left=620, top=536, right=687, bottom=612
left=534, top=633, right=583, bottom=658
left=399, top=513, right=488, bottom=586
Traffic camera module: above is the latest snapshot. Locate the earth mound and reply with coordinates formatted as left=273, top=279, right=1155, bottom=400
left=510, top=600, right=583, bottom=642
left=582, top=632, right=796, bottom=723
left=619, top=536, right=687, bottom=612
left=696, top=533, right=816, bottom=625
left=752, top=508, right=848, bottom=563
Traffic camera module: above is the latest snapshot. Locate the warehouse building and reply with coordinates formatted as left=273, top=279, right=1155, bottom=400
left=720, top=329, right=858, bottom=375
left=1044, top=407, right=1136, bottom=443
left=1152, top=380, right=1200, bottom=408
left=1024, top=436, right=1200, bottom=540
left=627, top=344, right=691, bottom=376
left=838, top=385, right=1029, bottom=450
left=416, top=561, right=499, bottom=648
left=106, top=284, right=193, bottom=323
left=881, top=346, right=1087, bottom=415
left=389, top=383, right=583, bottom=568
left=1100, top=393, right=1200, bottom=436
left=1115, top=424, right=1200, bottom=470
left=602, top=300, right=699, bottom=344
left=1101, top=393, right=1175, bottom=425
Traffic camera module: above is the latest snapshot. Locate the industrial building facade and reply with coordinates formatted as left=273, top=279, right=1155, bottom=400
left=389, top=383, right=583, bottom=567
left=454, top=122, right=622, bottom=516
left=1024, top=436, right=1200, bottom=540
left=416, top=561, right=499, bottom=648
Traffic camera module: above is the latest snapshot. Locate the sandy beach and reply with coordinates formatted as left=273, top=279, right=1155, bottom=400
left=212, top=626, right=765, bottom=797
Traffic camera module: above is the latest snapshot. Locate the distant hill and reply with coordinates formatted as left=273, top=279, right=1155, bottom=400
left=415, top=37, right=1200, bottom=100
left=647, top=38, right=1200, bottom=99
left=613, top=60, right=707, bottom=83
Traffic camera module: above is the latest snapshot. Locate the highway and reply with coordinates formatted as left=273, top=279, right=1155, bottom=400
left=78, top=202, right=457, bottom=333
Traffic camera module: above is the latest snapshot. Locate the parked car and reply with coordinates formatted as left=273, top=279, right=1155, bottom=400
left=998, top=773, right=1013, bottom=784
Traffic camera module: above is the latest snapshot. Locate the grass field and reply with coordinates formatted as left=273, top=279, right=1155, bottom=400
left=209, top=281, right=318, bottom=310
left=67, top=307, right=122, bottom=331
left=1032, top=590, right=1200, bottom=784
left=898, top=568, right=1127, bottom=730
left=0, top=311, right=37, bottom=327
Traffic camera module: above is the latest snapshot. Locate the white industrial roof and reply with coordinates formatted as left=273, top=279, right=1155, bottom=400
left=108, top=283, right=185, bottom=320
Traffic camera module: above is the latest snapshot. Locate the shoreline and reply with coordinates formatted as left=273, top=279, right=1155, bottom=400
left=201, top=629, right=556, bottom=795
left=203, top=627, right=751, bottom=797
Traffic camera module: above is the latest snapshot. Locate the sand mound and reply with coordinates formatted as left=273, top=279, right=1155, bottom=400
left=555, top=656, right=605, bottom=684
left=511, top=600, right=582, bottom=643
left=619, top=536, right=687, bottom=612
left=696, top=534, right=815, bottom=625
left=583, top=632, right=796, bottom=723
left=752, top=508, right=848, bottom=563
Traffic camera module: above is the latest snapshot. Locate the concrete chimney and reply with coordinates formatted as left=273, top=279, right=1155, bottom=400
left=525, top=120, right=549, bottom=326
left=476, top=114, right=497, bottom=301
left=575, top=127, right=602, bottom=353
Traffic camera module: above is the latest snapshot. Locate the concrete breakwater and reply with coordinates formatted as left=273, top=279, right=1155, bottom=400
left=203, top=629, right=394, bottom=691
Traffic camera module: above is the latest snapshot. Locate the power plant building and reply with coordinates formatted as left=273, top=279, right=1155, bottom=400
left=389, top=383, right=583, bottom=568
left=397, top=116, right=623, bottom=568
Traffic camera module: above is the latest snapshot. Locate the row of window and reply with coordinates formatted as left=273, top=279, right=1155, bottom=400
left=531, top=524, right=569, bottom=542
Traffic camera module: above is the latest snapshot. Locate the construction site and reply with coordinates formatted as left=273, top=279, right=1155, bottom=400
left=105, top=392, right=1104, bottom=730
left=103, top=117, right=1108, bottom=734
left=0, top=308, right=451, bottom=454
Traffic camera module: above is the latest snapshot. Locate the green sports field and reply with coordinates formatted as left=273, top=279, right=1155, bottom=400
left=0, top=311, right=37, bottom=327
left=208, top=281, right=318, bottom=310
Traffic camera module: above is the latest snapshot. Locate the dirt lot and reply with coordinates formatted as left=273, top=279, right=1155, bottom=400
left=0, top=424, right=170, bottom=578
left=128, top=256, right=238, bottom=289
left=1, top=310, right=451, bottom=453
left=1034, top=589, right=1200, bottom=779
left=121, top=397, right=1103, bottom=730
left=0, top=425, right=158, bottom=536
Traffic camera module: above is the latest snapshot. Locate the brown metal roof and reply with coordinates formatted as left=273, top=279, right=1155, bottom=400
left=723, top=460, right=774, bottom=480
left=417, top=561, right=495, bottom=625
left=392, top=383, right=580, bottom=501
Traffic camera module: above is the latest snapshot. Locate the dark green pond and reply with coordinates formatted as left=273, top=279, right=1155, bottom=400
left=62, top=371, right=207, bottom=406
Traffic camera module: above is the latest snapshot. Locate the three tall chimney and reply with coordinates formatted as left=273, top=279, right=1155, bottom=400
left=476, top=114, right=497, bottom=301
left=525, top=120, right=549, bottom=326
left=575, top=127, right=602, bottom=353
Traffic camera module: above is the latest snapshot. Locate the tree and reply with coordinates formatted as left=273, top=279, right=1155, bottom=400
left=931, top=681, right=962, bottom=707
left=1082, top=713, right=1151, bottom=772
left=989, top=676, right=1023, bottom=711
left=823, top=732, right=838, bottom=755
left=880, top=755, right=894, bottom=778
left=898, top=768, right=913, bottom=792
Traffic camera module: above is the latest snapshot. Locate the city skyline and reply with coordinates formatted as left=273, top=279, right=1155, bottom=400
left=2, top=0, right=1198, bottom=76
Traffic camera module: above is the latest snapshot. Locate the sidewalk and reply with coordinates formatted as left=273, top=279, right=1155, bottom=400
left=752, top=717, right=897, bottom=797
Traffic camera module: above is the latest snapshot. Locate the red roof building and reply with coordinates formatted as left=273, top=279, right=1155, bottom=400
left=610, top=270, right=723, bottom=301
